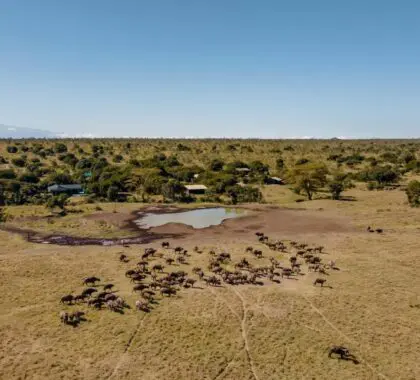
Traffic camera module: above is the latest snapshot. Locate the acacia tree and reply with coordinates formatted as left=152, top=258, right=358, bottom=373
left=328, top=173, right=353, bottom=200
left=288, top=163, right=328, bottom=200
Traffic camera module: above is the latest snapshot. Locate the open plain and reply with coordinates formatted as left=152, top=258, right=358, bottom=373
left=1, top=186, right=419, bottom=380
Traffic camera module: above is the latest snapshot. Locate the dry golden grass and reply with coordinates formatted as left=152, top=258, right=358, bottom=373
left=0, top=187, right=420, bottom=380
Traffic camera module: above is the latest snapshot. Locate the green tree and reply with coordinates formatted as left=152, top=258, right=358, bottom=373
left=328, top=181, right=344, bottom=200
left=46, top=194, right=69, bottom=213
left=209, top=159, right=224, bottom=171
left=161, top=179, right=184, bottom=201
left=328, top=173, right=353, bottom=200
left=276, top=158, right=285, bottom=170
left=288, top=163, right=328, bottom=200
left=406, top=180, right=420, bottom=207
left=107, top=185, right=119, bottom=201
left=54, top=143, right=68, bottom=153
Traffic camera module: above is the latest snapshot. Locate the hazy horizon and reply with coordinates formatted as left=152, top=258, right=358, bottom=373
left=1, top=1, right=420, bottom=138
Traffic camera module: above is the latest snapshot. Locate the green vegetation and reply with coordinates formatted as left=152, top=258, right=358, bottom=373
left=0, top=139, right=418, bottom=208
left=406, top=180, right=420, bottom=207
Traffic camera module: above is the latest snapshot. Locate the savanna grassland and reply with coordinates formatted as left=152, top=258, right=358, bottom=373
left=0, top=139, right=420, bottom=380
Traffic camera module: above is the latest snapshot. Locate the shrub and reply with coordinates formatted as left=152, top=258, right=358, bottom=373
left=406, top=180, right=420, bottom=207
left=226, top=185, right=263, bottom=204
left=7, top=146, right=18, bottom=153
left=11, top=158, right=26, bottom=167
left=18, top=172, right=39, bottom=183
left=0, top=169, right=16, bottom=179
left=54, top=143, right=68, bottom=153
left=113, top=154, right=124, bottom=163
left=249, top=160, right=269, bottom=173
left=295, top=158, right=309, bottom=165
left=276, top=158, right=285, bottom=169
left=209, top=159, right=224, bottom=171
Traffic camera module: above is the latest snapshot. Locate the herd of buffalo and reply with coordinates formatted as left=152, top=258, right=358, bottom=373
left=58, top=231, right=356, bottom=361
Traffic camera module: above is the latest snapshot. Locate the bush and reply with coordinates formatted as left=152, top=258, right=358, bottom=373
left=276, top=158, right=285, bottom=169
left=328, top=181, right=344, bottom=200
left=113, top=154, right=124, bottom=163
left=406, top=180, right=420, bottom=207
left=209, top=159, right=224, bottom=171
left=357, top=166, right=400, bottom=185
left=54, top=143, right=68, bottom=153
left=249, top=160, right=269, bottom=173
left=226, top=185, right=263, bottom=204
left=59, top=153, right=78, bottom=167
left=7, top=146, right=18, bottom=153
left=12, top=158, right=26, bottom=167
left=295, top=158, right=309, bottom=165
left=0, top=169, right=16, bottom=179
left=18, top=172, right=39, bottom=183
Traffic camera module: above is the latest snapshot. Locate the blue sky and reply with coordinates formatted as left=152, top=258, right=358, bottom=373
left=1, top=0, right=419, bottom=138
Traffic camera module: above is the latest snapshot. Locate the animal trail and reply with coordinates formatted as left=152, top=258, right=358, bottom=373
left=302, top=294, right=389, bottom=380
left=107, top=317, right=145, bottom=380
left=232, top=288, right=260, bottom=380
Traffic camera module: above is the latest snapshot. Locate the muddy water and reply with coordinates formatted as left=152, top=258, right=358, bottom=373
left=135, top=207, right=248, bottom=229
left=1, top=207, right=249, bottom=246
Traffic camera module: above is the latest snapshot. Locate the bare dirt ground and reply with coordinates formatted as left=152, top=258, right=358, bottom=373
left=1, top=189, right=419, bottom=380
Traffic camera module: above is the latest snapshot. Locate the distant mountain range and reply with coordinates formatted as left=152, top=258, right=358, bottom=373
left=0, top=124, right=60, bottom=139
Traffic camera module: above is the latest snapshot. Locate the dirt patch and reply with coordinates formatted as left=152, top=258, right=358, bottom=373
left=0, top=205, right=355, bottom=246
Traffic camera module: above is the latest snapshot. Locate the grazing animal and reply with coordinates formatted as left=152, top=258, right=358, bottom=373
left=125, top=269, right=137, bottom=277
left=73, top=294, right=85, bottom=303
left=177, top=256, right=186, bottom=264
left=81, top=288, right=97, bottom=298
left=119, top=254, right=128, bottom=262
left=83, top=276, right=100, bottom=286
left=104, top=293, right=117, bottom=302
left=145, top=248, right=156, bottom=255
left=67, top=311, right=85, bottom=324
left=96, top=291, right=108, bottom=299
left=131, top=274, right=146, bottom=283
left=152, top=264, right=164, bottom=272
left=142, top=290, right=155, bottom=300
left=106, top=300, right=120, bottom=312
left=281, top=268, right=292, bottom=278
left=165, top=257, right=174, bottom=265
left=60, top=295, right=74, bottom=304
left=160, top=287, right=176, bottom=296
left=185, top=278, right=196, bottom=288
left=136, top=300, right=149, bottom=312
left=313, top=278, right=327, bottom=287
left=133, top=284, right=149, bottom=292
left=60, top=311, right=69, bottom=324
left=328, top=346, right=351, bottom=359
left=161, top=241, right=170, bottom=248
left=328, top=260, right=336, bottom=269
left=87, top=298, right=103, bottom=308
left=376, top=228, right=383, bottom=233
left=253, top=249, right=263, bottom=258
left=115, top=297, right=125, bottom=308
left=103, top=283, right=114, bottom=292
